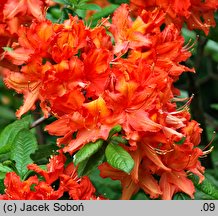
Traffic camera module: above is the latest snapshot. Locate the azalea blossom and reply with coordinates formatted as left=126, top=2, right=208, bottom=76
left=1, top=3, right=209, bottom=200
left=0, top=152, right=105, bottom=200
left=130, top=0, right=218, bottom=34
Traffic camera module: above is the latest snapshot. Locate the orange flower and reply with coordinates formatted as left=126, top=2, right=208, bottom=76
left=0, top=151, right=105, bottom=200
left=2, top=3, right=207, bottom=200
left=28, top=151, right=66, bottom=185
left=46, top=97, right=116, bottom=154
left=51, top=16, right=88, bottom=63
left=0, top=172, right=63, bottom=200
left=3, top=16, right=114, bottom=118
left=159, top=171, right=195, bottom=200
left=0, top=173, right=39, bottom=200
left=0, top=0, right=51, bottom=66
left=4, top=60, right=52, bottom=118
left=99, top=146, right=162, bottom=199
left=3, top=0, right=48, bottom=22
left=130, top=0, right=218, bottom=34
left=109, top=4, right=151, bottom=55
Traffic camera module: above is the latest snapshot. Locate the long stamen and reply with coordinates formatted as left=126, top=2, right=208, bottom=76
left=147, top=144, right=174, bottom=155
left=200, top=146, right=214, bottom=158
left=176, top=94, right=194, bottom=111
left=203, top=131, right=216, bottom=151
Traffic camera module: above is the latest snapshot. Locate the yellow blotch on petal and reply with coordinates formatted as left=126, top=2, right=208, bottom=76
left=84, top=97, right=110, bottom=118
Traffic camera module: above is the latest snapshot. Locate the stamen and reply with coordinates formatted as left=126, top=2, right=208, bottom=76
left=201, top=146, right=214, bottom=157
left=147, top=144, right=174, bottom=155
left=203, top=131, right=216, bottom=151
left=176, top=94, right=194, bottom=111
left=183, top=37, right=197, bottom=52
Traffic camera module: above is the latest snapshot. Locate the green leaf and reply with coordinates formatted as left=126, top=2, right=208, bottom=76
left=107, top=125, right=122, bottom=140
left=0, top=116, right=32, bottom=154
left=211, top=103, right=218, bottom=110
left=204, top=40, right=218, bottom=62
left=173, top=192, right=192, bottom=200
left=89, top=168, right=122, bottom=200
left=77, top=145, right=105, bottom=177
left=0, top=106, right=16, bottom=120
left=132, top=191, right=151, bottom=200
left=0, top=153, right=10, bottom=163
left=105, top=143, right=134, bottom=174
left=110, top=136, right=128, bottom=145
left=175, top=137, right=186, bottom=145
left=110, top=0, right=129, bottom=3
left=49, top=7, right=62, bottom=19
left=0, top=179, right=5, bottom=194
left=52, top=0, right=67, bottom=4
left=74, top=139, right=104, bottom=166
left=2, top=47, right=13, bottom=52
left=88, top=4, right=119, bottom=26
left=2, top=160, right=18, bottom=174
left=77, top=4, right=101, bottom=11
left=0, top=163, right=13, bottom=179
left=189, top=173, right=218, bottom=199
left=31, top=143, right=58, bottom=164
left=10, top=129, right=38, bottom=178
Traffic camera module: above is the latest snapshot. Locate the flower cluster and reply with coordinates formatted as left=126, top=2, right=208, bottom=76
left=0, top=1, right=215, bottom=200
left=0, top=151, right=104, bottom=200
left=0, top=0, right=53, bottom=68
left=130, top=0, right=218, bottom=35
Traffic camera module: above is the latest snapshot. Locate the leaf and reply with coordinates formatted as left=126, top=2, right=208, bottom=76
left=49, top=7, right=62, bottom=19
left=0, top=153, right=10, bottom=163
left=10, top=129, right=38, bottom=178
left=77, top=145, right=106, bottom=177
left=204, top=40, right=218, bottom=62
left=77, top=4, right=101, bottom=11
left=132, top=191, right=151, bottom=200
left=52, top=0, right=67, bottom=4
left=2, top=47, right=13, bottom=52
left=74, top=139, right=104, bottom=166
left=107, top=125, right=122, bottom=140
left=110, top=136, right=128, bottom=145
left=31, top=143, right=58, bottom=164
left=0, top=116, right=32, bottom=154
left=0, top=179, right=5, bottom=194
left=0, top=106, right=16, bottom=120
left=89, top=168, right=122, bottom=200
left=0, top=163, right=13, bottom=179
left=105, top=143, right=134, bottom=174
left=88, top=4, right=119, bottom=26
left=173, top=192, right=192, bottom=200
left=189, top=173, right=218, bottom=199
left=211, top=103, right=218, bottom=110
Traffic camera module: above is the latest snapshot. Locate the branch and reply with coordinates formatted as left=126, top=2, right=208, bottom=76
left=30, top=114, right=51, bottom=129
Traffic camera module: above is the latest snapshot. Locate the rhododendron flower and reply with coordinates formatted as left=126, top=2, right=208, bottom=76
left=3, top=16, right=114, bottom=118
left=99, top=119, right=203, bottom=199
left=0, top=0, right=52, bottom=69
left=0, top=172, right=63, bottom=200
left=109, top=4, right=151, bottom=55
left=1, top=3, right=208, bottom=200
left=0, top=152, right=105, bottom=200
left=130, top=0, right=218, bottom=34
left=99, top=146, right=163, bottom=199
left=3, top=0, right=49, bottom=22
left=45, top=97, right=117, bottom=154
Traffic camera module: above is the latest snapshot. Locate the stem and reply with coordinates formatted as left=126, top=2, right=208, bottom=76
left=30, top=114, right=50, bottom=129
